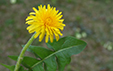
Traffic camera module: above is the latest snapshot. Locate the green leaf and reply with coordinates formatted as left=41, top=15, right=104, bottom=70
left=47, top=36, right=87, bottom=71
left=8, top=56, right=39, bottom=69
left=22, top=45, right=40, bottom=58
left=28, top=46, right=54, bottom=59
left=19, top=66, right=27, bottom=71
left=7, top=36, right=86, bottom=71
left=46, top=37, right=66, bottom=51
left=0, top=63, right=26, bottom=71
left=28, top=46, right=57, bottom=71
left=0, top=63, right=15, bottom=71
left=26, top=36, right=87, bottom=71
left=32, top=63, right=45, bottom=71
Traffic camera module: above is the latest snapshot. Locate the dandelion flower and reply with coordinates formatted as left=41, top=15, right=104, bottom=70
left=26, top=4, right=65, bottom=43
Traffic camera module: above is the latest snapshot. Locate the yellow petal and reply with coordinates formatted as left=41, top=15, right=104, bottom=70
left=50, top=34, right=53, bottom=43
left=56, top=15, right=63, bottom=20
left=56, top=35, right=59, bottom=41
left=34, top=32, right=40, bottom=38
left=48, top=4, right=50, bottom=9
left=33, top=7, right=38, bottom=13
left=58, top=26, right=64, bottom=31
left=52, top=29, right=59, bottom=41
left=29, top=29, right=35, bottom=34
left=39, top=28, right=45, bottom=42
left=26, top=16, right=34, bottom=21
left=43, top=5, right=46, bottom=10
left=38, top=5, right=42, bottom=10
left=61, top=23, right=66, bottom=26
left=27, top=25, right=34, bottom=30
left=29, top=12, right=35, bottom=15
left=53, top=9, right=59, bottom=16
left=45, top=34, right=49, bottom=43
left=26, top=20, right=34, bottom=24
left=56, top=12, right=62, bottom=17
left=59, top=19, right=64, bottom=22
left=29, top=25, right=40, bottom=33
left=54, top=28, right=63, bottom=36
left=48, top=27, right=53, bottom=35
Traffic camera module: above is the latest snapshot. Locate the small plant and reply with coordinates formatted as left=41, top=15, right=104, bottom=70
left=1, top=4, right=87, bottom=71
left=75, top=28, right=87, bottom=39
left=103, top=41, right=113, bottom=50
left=10, top=0, right=16, bottom=4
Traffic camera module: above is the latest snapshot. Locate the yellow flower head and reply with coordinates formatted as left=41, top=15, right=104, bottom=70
left=26, top=4, right=65, bottom=43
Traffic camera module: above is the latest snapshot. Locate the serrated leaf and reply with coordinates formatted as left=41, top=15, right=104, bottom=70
left=7, top=36, right=86, bottom=71
left=0, top=63, right=15, bottom=71
left=28, top=46, right=57, bottom=71
left=0, top=63, right=26, bottom=71
left=47, top=36, right=87, bottom=71
left=26, top=36, right=87, bottom=71
left=19, top=66, right=27, bottom=71
left=32, top=63, right=45, bottom=71
left=22, top=45, right=40, bottom=58
left=8, top=56, right=39, bottom=69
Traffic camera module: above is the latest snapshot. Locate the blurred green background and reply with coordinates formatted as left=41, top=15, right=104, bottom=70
left=0, top=0, right=113, bottom=71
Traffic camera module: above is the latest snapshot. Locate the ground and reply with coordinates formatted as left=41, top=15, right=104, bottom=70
left=0, top=0, right=113, bottom=71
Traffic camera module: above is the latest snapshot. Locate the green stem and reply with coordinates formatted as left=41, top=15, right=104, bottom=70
left=14, top=33, right=35, bottom=71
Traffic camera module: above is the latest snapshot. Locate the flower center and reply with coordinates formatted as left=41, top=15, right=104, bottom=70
left=45, top=17, right=52, bottom=26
